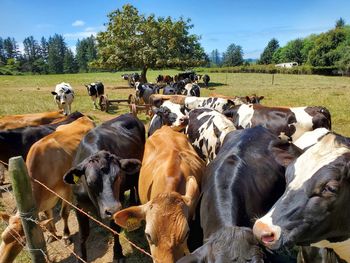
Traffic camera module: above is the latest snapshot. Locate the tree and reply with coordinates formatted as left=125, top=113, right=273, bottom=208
left=47, top=34, right=66, bottom=74
left=22, top=36, right=41, bottom=73
left=259, top=38, right=279, bottom=64
left=210, top=49, right=221, bottom=66
left=335, top=17, right=346, bottom=29
left=76, top=36, right=97, bottom=72
left=3, top=37, right=18, bottom=60
left=94, top=4, right=206, bottom=82
left=63, top=48, right=78, bottom=73
left=0, top=37, right=5, bottom=65
left=222, top=44, right=244, bottom=66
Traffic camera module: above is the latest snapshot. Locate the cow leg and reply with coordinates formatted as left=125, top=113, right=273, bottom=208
left=43, top=210, right=58, bottom=243
left=75, top=209, right=90, bottom=262
left=0, top=163, right=5, bottom=185
left=111, top=220, right=125, bottom=262
left=92, top=96, right=97, bottom=109
left=61, top=201, right=71, bottom=245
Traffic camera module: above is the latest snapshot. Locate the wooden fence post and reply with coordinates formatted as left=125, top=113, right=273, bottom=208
left=9, top=156, right=48, bottom=263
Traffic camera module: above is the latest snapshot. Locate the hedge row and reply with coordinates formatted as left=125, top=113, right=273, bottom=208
left=197, top=65, right=345, bottom=76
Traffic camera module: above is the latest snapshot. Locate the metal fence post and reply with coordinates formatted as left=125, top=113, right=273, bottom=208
left=9, top=156, right=48, bottom=263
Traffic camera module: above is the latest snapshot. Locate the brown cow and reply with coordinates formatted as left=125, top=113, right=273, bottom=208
left=0, top=111, right=64, bottom=130
left=114, top=126, right=205, bottom=263
left=0, top=116, right=95, bottom=263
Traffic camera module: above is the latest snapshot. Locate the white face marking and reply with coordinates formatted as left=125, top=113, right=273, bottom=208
left=190, top=110, right=236, bottom=163
left=289, top=107, right=314, bottom=141
left=312, top=239, right=350, bottom=262
left=184, top=97, right=231, bottom=112
left=293, top=128, right=329, bottom=150
left=288, top=133, right=349, bottom=192
left=162, top=100, right=186, bottom=127
left=184, top=84, right=193, bottom=95
left=236, top=104, right=254, bottom=128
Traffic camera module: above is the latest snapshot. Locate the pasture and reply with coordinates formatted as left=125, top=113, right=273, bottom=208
left=0, top=71, right=349, bottom=262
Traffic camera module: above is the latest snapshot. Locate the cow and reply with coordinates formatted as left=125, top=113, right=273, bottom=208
left=253, top=131, right=350, bottom=263
left=148, top=100, right=189, bottom=136
left=188, top=126, right=302, bottom=263
left=135, top=82, right=160, bottom=104
left=183, top=83, right=200, bottom=97
left=51, top=82, right=75, bottom=115
left=85, top=82, right=104, bottom=109
left=202, top=74, right=210, bottom=88
left=0, top=111, right=84, bottom=165
left=0, top=111, right=64, bottom=130
left=177, top=227, right=264, bottom=263
left=293, top=127, right=330, bottom=150
left=185, top=97, right=239, bottom=113
left=62, top=113, right=145, bottom=262
left=156, top=75, right=174, bottom=84
left=175, top=71, right=195, bottom=82
left=163, top=84, right=178, bottom=95
left=223, top=104, right=332, bottom=141
left=185, top=108, right=236, bottom=163
left=0, top=116, right=95, bottom=263
left=113, top=126, right=205, bottom=263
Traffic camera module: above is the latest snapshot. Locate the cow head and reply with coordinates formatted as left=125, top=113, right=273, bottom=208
left=63, top=150, right=141, bottom=220
left=253, top=133, right=350, bottom=256
left=113, top=177, right=199, bottom=263
left=85, top=83, right=96, bottom=96
left=177, top=227, right=264, bottom=263
left=0, top=213, right=25, bottom=263
left=246, top=94, right=264, bottom=104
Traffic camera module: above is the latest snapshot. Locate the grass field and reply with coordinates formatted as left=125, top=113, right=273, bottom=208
left=0, top=71, right=349, bottom=262
left=1, top=70, right=349, bottom=135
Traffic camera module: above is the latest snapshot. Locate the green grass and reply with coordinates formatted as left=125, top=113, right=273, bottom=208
left=0, top=71, right=349, bottom=135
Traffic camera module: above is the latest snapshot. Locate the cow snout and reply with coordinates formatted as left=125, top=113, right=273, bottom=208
left=103, top=203, right=122, bottom=219
left=253, top=221, right=279, bottom=248
left=61, top=101, right=66, bottom=105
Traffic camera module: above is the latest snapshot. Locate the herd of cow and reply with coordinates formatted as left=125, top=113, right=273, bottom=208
left=0, top=78, right=349, bottom=263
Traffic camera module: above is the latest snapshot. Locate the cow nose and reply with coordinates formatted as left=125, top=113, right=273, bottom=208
left=105, top=209, right=113, bottom=218
left=61, top=102, right=66, bottom=105
left=253, top=221, right=277, bottom=246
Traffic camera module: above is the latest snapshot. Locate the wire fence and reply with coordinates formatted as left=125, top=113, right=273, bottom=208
left=0, top=161, right=157, bottom=263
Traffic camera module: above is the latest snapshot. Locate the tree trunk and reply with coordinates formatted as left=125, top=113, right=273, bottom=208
left=141, top=66, right=148, bottom=83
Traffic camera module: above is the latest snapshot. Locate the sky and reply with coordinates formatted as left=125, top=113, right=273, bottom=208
left=1, top=0, right=350, bottom=59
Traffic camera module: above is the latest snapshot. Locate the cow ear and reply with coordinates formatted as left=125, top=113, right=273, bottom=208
left=119, top=159, right=142, bottom=175
left=270, top=141, right=302, bottom=167
left=258, top=96, right=264, bottom=101
left=113, top=204, right=148, bottom=231
left=63, top=163, right=86, bottom=184
left=182, top=176, right=200, bottom=209
left=246, top=96, right=252, bottom=103
left=51, top=91, right=57, bottom=95
left=0, top=212, right=10, bottom=223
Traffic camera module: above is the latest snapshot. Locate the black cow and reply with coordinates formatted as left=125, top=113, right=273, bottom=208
left=187, top=127, right=303, bottom=263
left=202, top=74, right=210, bottom=87
left=178, top=227, right=264, bottom=263
left=122, top=73, right=140, bottom=87
left=163, top=84, right=178, bottom=95
left=253, top=131, right=350, bottom=262
left=135, top=82, right=160, bottom=104
left=85, top=82, right=105, bottom=109
left=156, top=74, right=174, bottom=84
left=223, top=104, right=332, bottom=141
left=0, top=112, right=84, bottom=164
left=63, top=113, right=145, bottom=262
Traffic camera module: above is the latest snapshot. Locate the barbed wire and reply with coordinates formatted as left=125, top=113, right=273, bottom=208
left=0, top=159, right=158, bottom=262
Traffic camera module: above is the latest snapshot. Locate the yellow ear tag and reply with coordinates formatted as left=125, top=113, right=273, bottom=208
left=126, top=218, right=141, bottom=231
left=73, top=174, right=80, bottom=184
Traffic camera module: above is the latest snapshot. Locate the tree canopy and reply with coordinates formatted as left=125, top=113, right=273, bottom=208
left=222, top=43, right=244, bottom=66
left=259, top=38, right=279, bottom=64
left=94, top=4, right=206, bottom=81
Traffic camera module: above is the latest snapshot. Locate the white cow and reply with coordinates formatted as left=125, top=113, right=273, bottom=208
left=51, top=82, right=74, bottom=115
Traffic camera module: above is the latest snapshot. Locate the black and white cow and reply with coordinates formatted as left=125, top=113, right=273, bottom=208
left=63, top=114, right=145, bottom=262
left=223, top=104, right=332, bottom=141
left=184, top=96, right=239, bottom=113
left=253, top=131, right=350, bottom=262
left=202, top=74, right=210, bottom=88
left=162, top=84, right=178, bottom=95
left=135, top=82, right=160, bottom=104
left=148, top=100, right=189, bottom=136
left=186, top=108, right=236, bottom=163
left=183, top=83, right=200, bottom=97
left=51, top=82, right=74, bottom=115
left=85, top=82, right=104, bottom=109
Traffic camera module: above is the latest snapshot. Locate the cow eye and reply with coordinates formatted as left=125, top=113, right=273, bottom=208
left=322, top=183, right=339, bottom=195
left=145, top=232, right=153, bottom=244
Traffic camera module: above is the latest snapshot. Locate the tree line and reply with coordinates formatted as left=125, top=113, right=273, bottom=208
left=0, top=34, right=98, bottom=75
left=208, top=18, right=350, bottom=75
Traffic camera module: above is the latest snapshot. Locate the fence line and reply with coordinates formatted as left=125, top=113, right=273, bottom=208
left=0, top=159, right=157, bottom=262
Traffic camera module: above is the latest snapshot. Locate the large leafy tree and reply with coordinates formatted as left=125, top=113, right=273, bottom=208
left=94, top=4, right=206, bottom=82
left=259, top=38, right=279, bottom=64
left=222, top=43, right=244, bottom=66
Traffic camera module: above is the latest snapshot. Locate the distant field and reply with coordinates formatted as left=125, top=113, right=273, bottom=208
left=0, top=71, right=349, bottom=135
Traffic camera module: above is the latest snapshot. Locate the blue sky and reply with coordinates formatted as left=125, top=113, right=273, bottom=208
left=1, top=0, right=349, bottom=59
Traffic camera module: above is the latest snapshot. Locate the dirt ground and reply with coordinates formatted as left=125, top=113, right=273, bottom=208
left=0, top=166, right=151, bottom=263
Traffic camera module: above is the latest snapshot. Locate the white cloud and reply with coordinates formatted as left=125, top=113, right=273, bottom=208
left=72, top=20, right=85, bottom=27
left=64, top=31, right=97, bottom=40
